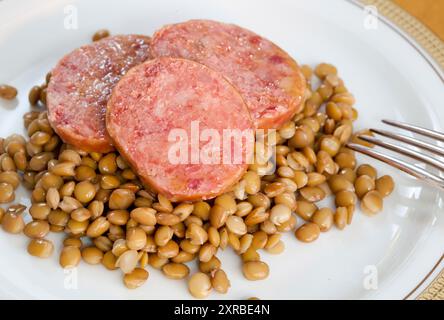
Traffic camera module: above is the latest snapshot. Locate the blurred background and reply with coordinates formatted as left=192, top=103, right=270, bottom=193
left=394, top=0, right=444, bottom=41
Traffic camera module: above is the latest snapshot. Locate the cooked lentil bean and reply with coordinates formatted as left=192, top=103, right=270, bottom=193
left=247, top=193, right=270, bottom=209
left=116, top=249, right=138, bottom=273
left=311, top=208, right=334, bottom=232
left=59, top=196, right=82, bottom=213
left=0, top=171, right=20, bottom=189
left=156, top=212, right=181, bottom=226
left=86, top=217, right=109, bottom=238
left=29, top=203, right=51, bottom=220
left=24, top=220, right=50, bottom=238
left=361, top=190, right=383, bottom=215
left=67, top=219, right=88, bottom=235
left=295, top=223, right=320, bottom=243
left=126, top=227, right=147, bottom=250
left=106, top=209, right=129, bottom=225
left=264, top=233, right=281, bottom=250
left=155, top=225, right=174, bottom=247
left=27, top=239, right=54, bottom=258
left=214, top=194, right=236, bottom=214
left=172, top=251, right=195, bottom=264
left=148, top=253, right=169, bottom=269
left=238, top=233, right=253, bottom=254
left=50, top=225, right=64, bottom=233
left=162, top=262, right=190, bottom=280
left=13, top=151, right=27, bottom=171
left=172, top=203, right=193, bottom=221
left=234, top=201, right=253, bottom=218
left=209, top=204, right=228, bottom=228
left=111, top=239, right=128, bottom=257
left=198, top=256, right=221, bottom=274
left=92, top=29, right=110, bottom=41
left=328, top=174, right=355, bottom=194
left=63, top=237, right=82, bottom=248
left=73, top=181, right=96, bottom=203
left=0, top=84, right=17, bottom=99
left=75, top=165, right=96, bottom=181
left=81, top=246, right=104, bottom=264
left=338, top=168, right=357, bottom=183
left=108, top=188, right=135, bottom=210
left=276, top=215, right=297, bottom=232
left=60, top=246, right=81, bottom=268
left=347, top=205, right=355, bottom=225
left=154, top=194, right=173, bottom=212
left=0, top=207, right=4, bottom=224
left=242, top=261, right=269, bottom=281
left=0, top=182, right=14, bottom=203
left=185, top=223, right=208, bottom=245
left=2, top=212, right=24, bottom=234
left=335, top=190, right=357, bottom=207
left=7, top=204, right=26, bottom=215
left=93, top=236, right=112, bottom=252
left=315, top=63, right=337, bottom=78
left=158, top=240, right=179, bottom=259
left=39, top=88, right=47, bottom=105
left=225, top=215, right=247, bottom=236
left=265, top=240, right=285, bottom=254
left=243, top=171, right=261, bottom=195
left=228, top=232, right=240, bottom=251
left=199, top=243, right=217, bottom=262
left=40, top=172, right=63, bottom=190
left=123, top=268, right=149, bottom=289
left=219, top=228, right=228, bottom=250
left=299, top=186, right=326, bottom=202
left=354, top=175, right=375, bottom=199
left=211, top=269, right=230, bottom=294
left=88, top=200, right=104, bottom=219
left=295, top=200, right=317, bottom=221
left=192, top=201, right=211, bottom=220
left=242, top=247, right=261, bottom=262
left=0, top=154, right=16, bottom=171
left=269, top=204, right=291, bottom=226
left=48, top=210, right=69, bottom=227
left=375, top=175, right=394, bottom=197
left=102, top=251, right=118, bottom=270
left=128, top=207, right=155, bottom=226
left=334, top=207, right=348, bottom=230
left=357, top=164, right=377, bottom=180
left=264, top=182, right=286, bottom=198
left=188, top=272, right=212, bottom=299
left=45, top=187, right=59, bottom=210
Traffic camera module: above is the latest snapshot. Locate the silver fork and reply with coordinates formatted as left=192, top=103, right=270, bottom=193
left=346, top=119, right=444, bottom=190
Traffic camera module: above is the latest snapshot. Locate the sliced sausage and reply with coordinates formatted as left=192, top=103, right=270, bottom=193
left=152, top=19, right=306, bottom=129
left=47, top=35, right=152, bottom=153
left=106, top=57, right=254, bottom=202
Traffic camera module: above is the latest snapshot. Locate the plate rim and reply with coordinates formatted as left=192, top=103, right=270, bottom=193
left=351, top=0, right=444, bottom=300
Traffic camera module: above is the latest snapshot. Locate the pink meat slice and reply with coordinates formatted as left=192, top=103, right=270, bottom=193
left=106, top=57, right=254, bottom=202
left=47, top=35, right=152, bottom=153
left=152, top=19, right=306, bottom=129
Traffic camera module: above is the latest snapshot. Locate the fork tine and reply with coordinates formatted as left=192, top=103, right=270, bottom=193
left=358, top=135, right=444, bottom=171
left=382, top=119, right=444, bottom=142
left=370, top=128, right=444, bottom=157
left=346, top=143, right=444, bottom=190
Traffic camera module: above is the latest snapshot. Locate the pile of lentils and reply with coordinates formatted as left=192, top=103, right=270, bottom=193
left=0, top=31, right=395, bottom=299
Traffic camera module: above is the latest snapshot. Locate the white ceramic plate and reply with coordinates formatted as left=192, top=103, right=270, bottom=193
left=0, top=0, right=443, bottom=300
